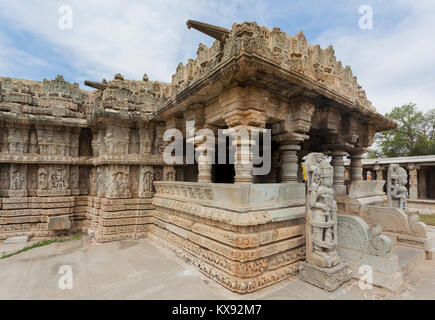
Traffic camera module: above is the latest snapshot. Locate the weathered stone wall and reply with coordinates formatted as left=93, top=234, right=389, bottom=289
left=0, top=75, right=169, bottom=241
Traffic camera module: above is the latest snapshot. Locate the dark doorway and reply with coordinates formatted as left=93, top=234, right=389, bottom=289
left=213, top=138, right=235, bottom=183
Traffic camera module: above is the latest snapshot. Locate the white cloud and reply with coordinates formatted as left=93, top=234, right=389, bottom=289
left=0, top=0, right=263, bottom=83
left=0, top=0, right=434, bottom=116
left=313, top=0, right=435, bottom=114
left=0, top=30, right=50, bottom=75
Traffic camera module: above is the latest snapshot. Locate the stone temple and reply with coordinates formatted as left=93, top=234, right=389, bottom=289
left=0, top=20, right=432, bottom=293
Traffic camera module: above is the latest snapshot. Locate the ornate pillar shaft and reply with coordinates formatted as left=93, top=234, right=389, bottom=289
left=194, top=125, right=215, bottom=183
left=331, top=151, right=347, bottom=196
left=233, top=131, right=254, bottom=184
left=197, top=145, right=214, bottom=183
left=280, top=144, right=300, bottom=183
left=349, top=153, right=364, bottom=181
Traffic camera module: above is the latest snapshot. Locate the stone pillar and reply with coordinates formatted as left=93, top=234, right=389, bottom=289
left=228, top=126, right=255, bottom=184
left=418, top=167, right=427, bottom=199
left=188, top=122, right=215, bottom=184
left=280, top=143, right=300, bottom=183
left=408, top=164, right=418, bottom=200
left=196, top=132, right=215, bottom=183
left=373, top=165, right=384, bottom=181
left=348, top=151, right=364, bottom=182
left=331, top=151, right=347, bottom=196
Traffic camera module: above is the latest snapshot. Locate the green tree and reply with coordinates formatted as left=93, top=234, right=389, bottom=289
left=368, top=103, right=435, bottom=158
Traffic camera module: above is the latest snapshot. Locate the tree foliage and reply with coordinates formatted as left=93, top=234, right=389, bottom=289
left=368, top=103, right=435, bottom=158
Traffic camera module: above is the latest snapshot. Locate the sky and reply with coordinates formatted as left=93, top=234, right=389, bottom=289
left=0, top=0, right=434, bottom=115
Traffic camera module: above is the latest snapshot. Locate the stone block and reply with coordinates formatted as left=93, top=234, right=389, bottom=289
left=346, top=263, right=403, bottom=292
left=299, top=262, right=352, bottom=292
left=47, top=215, right=71, bottom=231
left=4, top=235, right=30, bottom=244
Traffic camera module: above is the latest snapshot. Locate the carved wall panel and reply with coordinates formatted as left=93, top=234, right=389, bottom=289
left=139, top=165, right=154, bottom=198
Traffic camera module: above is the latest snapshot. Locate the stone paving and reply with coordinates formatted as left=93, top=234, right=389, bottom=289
left=0, top=234, right=434, bottom=300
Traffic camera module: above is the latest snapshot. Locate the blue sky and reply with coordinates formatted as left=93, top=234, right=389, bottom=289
left=1, top=0, right=434, bottom=114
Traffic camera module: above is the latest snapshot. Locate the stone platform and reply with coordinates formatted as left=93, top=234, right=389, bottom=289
left=2, top=235, right=435, bottom=300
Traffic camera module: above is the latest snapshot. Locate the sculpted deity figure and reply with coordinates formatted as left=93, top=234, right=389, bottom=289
left=163, top=166, right=176, bottom=182
left=114, top=172, right=129, bottom=194
left=304, top=153, right=340, bottom=268
left=388, top=164, right=408, bottom=214
left=143, top=171, right=154, bottom=193
left=38, top=171, right=48, bottom=191
left=11, top=170, right=22, bottom=190
left=52, top=169, right=67, bottom=190
left=154, top=167, right=162, bottom=181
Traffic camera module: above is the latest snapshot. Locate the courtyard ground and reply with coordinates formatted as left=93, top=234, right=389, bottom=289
left=0, top=228, right=435, bottom=300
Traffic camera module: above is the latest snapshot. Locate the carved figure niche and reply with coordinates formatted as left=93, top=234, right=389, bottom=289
left=28, top=125, right=40, bottom=154
left=128, top=128, right=140, bottom=154
left=79, top=128, right=93, bottom=157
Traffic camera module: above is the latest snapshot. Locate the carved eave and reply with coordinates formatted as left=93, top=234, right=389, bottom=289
left=87, top=107, right=154, bottom=126
left=155, top=52, right=397, bottom=133
left=0, top=111, right=88, bottom=128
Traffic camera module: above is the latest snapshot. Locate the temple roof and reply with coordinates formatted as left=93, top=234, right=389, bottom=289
left=0, top=21, right=397, bottom=132
left=160, top=21, right=396, bottom=132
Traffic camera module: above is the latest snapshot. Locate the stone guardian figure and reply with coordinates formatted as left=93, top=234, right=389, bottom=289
left=299, top=153, right=351, bottom=291
left=387, top=164, right=408, bottom=214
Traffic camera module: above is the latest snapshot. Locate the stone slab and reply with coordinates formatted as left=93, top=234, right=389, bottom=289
left=391, top=245, right=426, bottom=275
left=298, top=262, right=352, bottom=292
left=337, top=247, right=400, bottom=274
left=4, top=235, right=30, bottom=244
left=47, top=215, right=71, bottom=231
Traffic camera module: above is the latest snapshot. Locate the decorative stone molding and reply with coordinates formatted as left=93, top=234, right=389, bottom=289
left=337, top=214, right=392, bottom=256
left=361, top=205, right=427, bottom=238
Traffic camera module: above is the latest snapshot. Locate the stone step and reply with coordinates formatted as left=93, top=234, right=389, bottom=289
left=391, top=245, right=426, bottom=276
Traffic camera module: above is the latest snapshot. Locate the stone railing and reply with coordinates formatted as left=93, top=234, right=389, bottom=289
left=153, top=181, right=306, bottom=206
left=153, top=181, right=214, bottom=201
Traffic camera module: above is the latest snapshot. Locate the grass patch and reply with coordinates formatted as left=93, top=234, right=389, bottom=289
left=419, top=214, right=435, bottom=226
left=1, top=232, right=83, bottom=260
